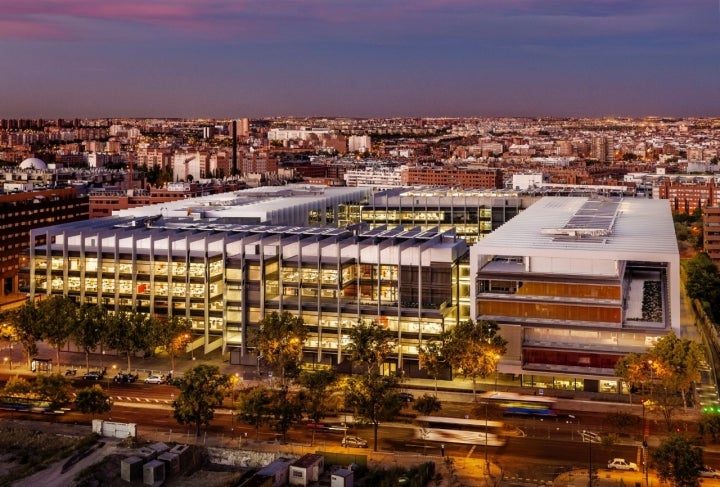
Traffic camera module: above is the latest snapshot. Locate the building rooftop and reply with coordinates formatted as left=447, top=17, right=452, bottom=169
left=477, top=196, right=678, bottom=256
left=112, top=184, right=371, bottom=222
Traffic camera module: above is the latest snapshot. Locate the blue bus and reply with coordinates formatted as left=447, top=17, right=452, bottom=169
left=478, top=391, right=556, bottom=417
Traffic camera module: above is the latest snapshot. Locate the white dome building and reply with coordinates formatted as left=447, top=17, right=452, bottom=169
left=19, top=157, right=48, bottom=170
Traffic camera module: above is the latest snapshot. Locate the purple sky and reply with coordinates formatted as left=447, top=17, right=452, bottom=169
left=1, top=0, right=718, bottom=119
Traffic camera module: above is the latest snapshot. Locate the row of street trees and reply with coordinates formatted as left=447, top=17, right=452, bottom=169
left=614, top=331, right=704, bottom=430
left=1, top=297, right=193, bottom=372
left=236, top=314, right=505, bottom=450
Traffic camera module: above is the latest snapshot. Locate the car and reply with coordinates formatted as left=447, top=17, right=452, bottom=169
left=144, top=374, right=165, bottom=384
left=113, top=372, right=137, bottom=383
left=700, top=466, right=720, bottom=479
left=82, top=371, right=103, bottom=380
left=398, top=392, right=414, bottom=403
left=341, top=436, right=368, bottom=448
left=607, top=458, right=638, bottom=471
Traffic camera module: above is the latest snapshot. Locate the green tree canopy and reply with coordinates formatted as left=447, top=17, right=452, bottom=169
left=237, top=386, right=272, bottom=440
left=8, top=299, right=43, bottom=367
left=298, top=368, right=339, bottom=425
left=345, top=371, right=402, bottom=451
left=156, top=315, right=192, bottom=373
left=73, top=304, right=109, bottom=371
left=2, top=376, right=33, bottom=396
left=172, top=364, right=230, bottom=437
left=413, top=394, right=442, bottom=416
left=75, top=385, right=111, bottom=419
left=418, top=337, right=450, bottom=396
left=651, top=434, right=703, bottom=487
left=251, top=311, right=307, bottom=386
left=105, top=309, right=161, bottom=370
left=37, top=296, right=79, bottom=365
left=34, top=373, right=73, bottom=409
left=344, top=320, right=394, bottom=374
left=445, top=320, right=507, bottom=400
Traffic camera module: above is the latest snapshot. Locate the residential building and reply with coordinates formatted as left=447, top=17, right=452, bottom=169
left=704, top=206, right=720, bottom=266
left=402, top=166, right=503, bottom=189
left=1, top=186, right=88, bottom=308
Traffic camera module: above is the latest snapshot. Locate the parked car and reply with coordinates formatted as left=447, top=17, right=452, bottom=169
left=607, top=458, right=638, bottom=471
left=398, top=392, right=415, bottom=403
left=82, top=371, right=103, bottom=380
left=113, top=372, right=138, bottom=383
left=341, top=436, right=368, bottom=448
left=700, top=466, right=720, bottom=479
left=144, top=374, right=165, bottom=384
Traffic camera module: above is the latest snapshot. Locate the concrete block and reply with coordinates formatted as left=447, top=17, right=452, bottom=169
left=143, top=459, right=165, bottom=486
left=120, top=456, right=143, bottom=483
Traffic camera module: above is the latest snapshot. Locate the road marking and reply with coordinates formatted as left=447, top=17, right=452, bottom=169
left=467, top=445, right=476, bottom=457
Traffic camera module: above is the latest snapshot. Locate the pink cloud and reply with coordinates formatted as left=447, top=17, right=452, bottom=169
left=0, top=0, right=708, bottom=43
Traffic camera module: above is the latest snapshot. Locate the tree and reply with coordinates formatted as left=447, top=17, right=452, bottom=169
left=37, top=295, right=78, bottom=365
left=251, top=311, right=307, bottom=387
left=267, top=388, right=303, bottom=442
left=616, top=333, right=702, bottom=429
left=2, top=375, right=33, bottom=396
left=105, top=309, right=161, bottom=371
left=614, top=352, right=651, bottom=404
left=172, top=364, right=230, bottom=437
left=298, top=368, right=339, bottom=425
left=413, top=394, right=442, bottom=416
left=344, top=320, right=394, bottom=373
left=156, top=315, right=192, bottom=373
left=344, top=371, right=403, bottom=451
left=418, top=338, right=449, bottom=396
left=73, top=304, right=108, bottom=371
left=651, top=434, right=703, bottom=487
left=699, top=411, right=720, bottom=441
left=34, top=373, right=72, bottom=409
left=237, top=386, right=272, bottom=440
left=445, top=320, right=507, bottom=401
left=8, top=299, right=43, bottom=368
left=75, top=385, right=111, bottom=419
left=650, top=332, right=703, bottom=410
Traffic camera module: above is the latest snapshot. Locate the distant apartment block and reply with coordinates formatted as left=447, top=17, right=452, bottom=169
left=471, top=197, right=679, bottom=393
left=704, top=206, right=720, bottom=266
left=1, top=187, right=88, bottom=307
left=657, top=178, right=720, bottom=215
left=88, top=182, right=243, bottom=218
left=402, top=166, right=503, bottom=189
left=343, top=166, right=403, bottom=190
left=348, top=135, right=371, bottom=153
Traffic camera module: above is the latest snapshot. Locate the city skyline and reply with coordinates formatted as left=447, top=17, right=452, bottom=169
left=1, top=0, right=719, bottom=119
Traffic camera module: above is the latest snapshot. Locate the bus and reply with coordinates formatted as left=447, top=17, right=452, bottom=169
left=0, top=395, right=56, bottom=414
left=413, top=416, right=507, bottom=446
left=478, top=391, right=556, bottom=417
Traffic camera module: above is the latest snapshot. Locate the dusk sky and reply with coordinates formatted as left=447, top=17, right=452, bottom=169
left=1, top=0, right=719, bottom=119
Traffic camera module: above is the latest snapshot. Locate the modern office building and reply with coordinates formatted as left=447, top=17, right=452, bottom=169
left=26, top=217, right=469, bottom=376
left=340, top=188, right=528, bottom=244
left=470, top=196, right=679, bottom=393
